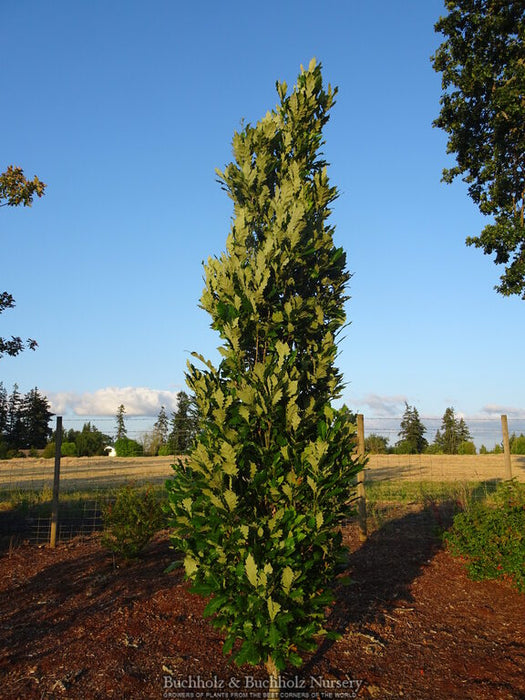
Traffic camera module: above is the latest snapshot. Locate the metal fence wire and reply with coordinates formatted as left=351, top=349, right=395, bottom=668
left=0, top=414, right=524, bottom=550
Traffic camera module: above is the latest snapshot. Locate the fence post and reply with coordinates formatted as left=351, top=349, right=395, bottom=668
left=501, top=414, right=512, bottom=481
left=50, top=416, right=62, bottom=548
left=357, top=414, right=367, bottom=542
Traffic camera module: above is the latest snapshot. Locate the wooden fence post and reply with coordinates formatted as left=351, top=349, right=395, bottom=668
left=501, top=414, right=512, bottom=481
left=357, top=414, right=367, bottom=542
left=50, top=416, right=62, bottom=548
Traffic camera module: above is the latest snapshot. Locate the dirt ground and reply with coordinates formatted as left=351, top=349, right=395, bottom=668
left=1, top=504, right=524, bottom=700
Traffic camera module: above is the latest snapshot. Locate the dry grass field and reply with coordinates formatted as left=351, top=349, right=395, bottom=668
left=0, top=453, right=524, bottom=496
left=365, top=452, right=525, bottom=483
left=0, top=455, right=178, bottom=493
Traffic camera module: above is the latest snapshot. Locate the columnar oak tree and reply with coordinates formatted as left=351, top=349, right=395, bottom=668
left=166, top=59, right=362, bottom=689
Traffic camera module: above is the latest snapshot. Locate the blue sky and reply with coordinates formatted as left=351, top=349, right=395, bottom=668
left=2, top=0, right=524, bottom=447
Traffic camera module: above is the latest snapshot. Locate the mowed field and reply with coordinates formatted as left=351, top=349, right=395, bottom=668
left=0, top=453, right=524, bottom=494
left=365, top=453, right=525, bottom=483
left=0, top=455, right=180, bottom=493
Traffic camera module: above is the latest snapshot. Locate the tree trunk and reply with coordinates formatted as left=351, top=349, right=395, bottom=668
left=265, top=657, right=280, bottom=700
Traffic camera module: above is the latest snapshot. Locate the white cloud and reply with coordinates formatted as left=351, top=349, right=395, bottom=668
left=48, top=387, right=181, bottom=416
left=480, top=404, right=525, bottom=419
left=353, top=393, right=408, bottom=417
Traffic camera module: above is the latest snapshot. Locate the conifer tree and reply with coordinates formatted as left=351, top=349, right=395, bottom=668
left=0, top=382, right=7, bottom=436
left=166, top=60, right=362, bottom=690
left=6, top=383, right=24, bottom=449
left=434, top=407, right=472, bottom=454
left=153, top=405, right=169, bottom=447
left=167, top=391, right=198, bottom=455
left=21, top=387, right=53, bottom=448
left=115, top=404, right=127, bottom=441
left=396, top=402, right=428, bottom=454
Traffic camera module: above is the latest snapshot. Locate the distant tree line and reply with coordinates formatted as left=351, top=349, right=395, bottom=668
left=364, top=403, right=480, bottom=455
left=138, top=392, right=199, bottom=456
left=49, top=422, right=114, bottom=458
left=0, top=383, right=52, bottom=457
left=480, top=433, right=525, bottom=456
left=4, top=384, right=520, bottom=459
left=46, top=392, right=199, bottom=459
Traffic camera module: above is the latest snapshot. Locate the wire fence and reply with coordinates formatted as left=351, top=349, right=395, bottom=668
left=361, top=415, right=525, bottom=452
left=0, top=414, right=524, bottom=550
left=0, top=454, right=177, bottom=549
left=55, top=413, right=525, bottom=449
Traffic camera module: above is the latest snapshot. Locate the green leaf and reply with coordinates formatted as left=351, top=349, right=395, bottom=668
left=239, top=405, right=250, bottom=421
left=235, top=640, right=261, bottom=666
left=164, top=560, right=183, bottom=574
left=184, top=556, right=199, bottom=578
left=281, top=566, right=294, bottom=595
left=224, top=489, right=237, bottom=511
left=269, top=624, right=280, bottom=648
left=191, top=580, right=216, bottom=596
left=222, top=636, right=235, bottom=656
left=203, top=595, right=226, bottom=616
left=245, top=553, right=258, bottom=587
left=267, top=596, right=281, bottom=622
left=288, top=651, right=303, bottom=667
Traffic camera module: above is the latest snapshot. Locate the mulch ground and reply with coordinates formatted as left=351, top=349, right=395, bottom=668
left=0, top=504, right=524, bottom=700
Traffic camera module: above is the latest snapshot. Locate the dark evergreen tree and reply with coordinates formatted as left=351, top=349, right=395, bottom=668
left=396, top=402, right=428, bottom=454
left=6, top=384, right=24, bottom=449
left=153, top=405, right=169, bottom=447
left=457, top=417, right=472, bottom=444
left=21, top=387, right=53, bottom=448
left=0, top=382, right=7, bottom=457
left=115, top=404, right=127, bottom=440
left=167, top=391, right=198, bottom=455
left=0, top=382, right=8, bottom=436
left=434, top=407, right=472, bottom=454
left=166, top=60, right=362, bottom=687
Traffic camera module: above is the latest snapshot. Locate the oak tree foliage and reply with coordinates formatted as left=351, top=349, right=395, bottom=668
left=432, top=0, right=525, bottom=297
left=1, top=164, right=46, bottom=358
left=166, top=60, right=363, bottom=682
left=0, top=165, right=46, bottom=208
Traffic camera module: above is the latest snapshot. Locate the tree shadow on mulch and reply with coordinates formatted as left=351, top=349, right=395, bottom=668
left=0, top=535, right=183, bottom=668
left=303, top=500, right=457, bottom=673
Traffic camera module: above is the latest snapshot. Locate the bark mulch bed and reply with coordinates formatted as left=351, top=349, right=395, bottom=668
left=0, top=504, right=524, bottom=700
